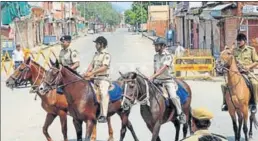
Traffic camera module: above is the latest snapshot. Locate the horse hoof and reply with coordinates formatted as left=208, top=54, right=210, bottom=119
left=108, top=137, right=114, bottom=141
left=90, top=137, right=96, bottom=141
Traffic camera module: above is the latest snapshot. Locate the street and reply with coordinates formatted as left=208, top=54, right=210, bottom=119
left=1, top=28, right=257, bottom=141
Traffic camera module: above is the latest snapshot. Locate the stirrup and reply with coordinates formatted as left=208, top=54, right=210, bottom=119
left=221, top=104, right=228, bottom=111
left=177, top=113, right=186, bottom=124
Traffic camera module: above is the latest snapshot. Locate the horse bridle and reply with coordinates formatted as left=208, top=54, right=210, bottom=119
left=42, top=66, right=84, bottom=91
left=122, top=77, right=151, bottom=106
left=220, top=54, right=242, bottom=89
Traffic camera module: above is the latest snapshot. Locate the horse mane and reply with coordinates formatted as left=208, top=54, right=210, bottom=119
left=63, top=66, right=84, bottom=79
left=31, top=60, right=46, bottom=71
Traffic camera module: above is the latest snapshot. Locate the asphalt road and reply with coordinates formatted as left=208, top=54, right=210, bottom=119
left=1, top=28, right=257, bottom=141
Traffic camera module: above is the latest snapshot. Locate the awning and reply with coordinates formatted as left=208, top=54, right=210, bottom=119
left=210, top=3, right=234, bottom=18
left=199, top=7, right=214, bottom=20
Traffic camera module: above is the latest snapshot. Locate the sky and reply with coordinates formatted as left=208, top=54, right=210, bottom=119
left=111, top=2, right=132, bottom=10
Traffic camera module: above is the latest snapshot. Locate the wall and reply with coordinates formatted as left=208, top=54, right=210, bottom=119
left=148, top=5, right=169, bottom=21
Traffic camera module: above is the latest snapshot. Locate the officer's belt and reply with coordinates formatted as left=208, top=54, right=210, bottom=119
left=94, top=74, right=109, bottom=77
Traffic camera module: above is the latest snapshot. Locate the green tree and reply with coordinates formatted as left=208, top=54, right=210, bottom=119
left=77, top=2, right=121, bottom=26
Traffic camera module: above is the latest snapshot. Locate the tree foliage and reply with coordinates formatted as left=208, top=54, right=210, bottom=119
left=124, top=2, right=167, bottom=25
left=77, top=2, right=121, bottom=26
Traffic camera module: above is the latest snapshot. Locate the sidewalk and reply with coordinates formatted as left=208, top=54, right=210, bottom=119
left=142, top=32, right=158, bottom=41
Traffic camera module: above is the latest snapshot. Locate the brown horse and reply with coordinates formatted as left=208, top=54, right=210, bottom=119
left=216, top=49, right=258, bottom=141
left=119, top=70, right=192, bottom=141
left=6, top=57, right=69, bottom=141
left=38, top=59, right=139, bottom=141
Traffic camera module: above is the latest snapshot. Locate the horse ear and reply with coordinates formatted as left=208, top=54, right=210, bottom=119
left=49, top=59, right=55, bottom=67
left=119, top=71, right=125, bottom=78
left=26, top=57, right=31, bottom=64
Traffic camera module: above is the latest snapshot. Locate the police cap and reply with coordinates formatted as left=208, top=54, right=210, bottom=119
left=153, top=37, right=167, bottom=46
left=192, top=107, right=214, bottom=120
left=93, top=36, right=108, bottom=47
left=236, top=33, right=247, bottom=41
left=60, top=35, right=72, bottom=42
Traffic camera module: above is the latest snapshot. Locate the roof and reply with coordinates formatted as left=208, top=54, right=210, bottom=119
left=211, top=3, right=233, bottom=11
left=200, top=7, right=214, bottom=20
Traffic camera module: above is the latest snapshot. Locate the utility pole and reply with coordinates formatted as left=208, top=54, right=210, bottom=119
left=141, top=1, right=143, bottom=36
left=211, top=20, right=214, bottom=56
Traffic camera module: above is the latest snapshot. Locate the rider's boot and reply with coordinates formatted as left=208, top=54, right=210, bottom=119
left=221, top=85, right=228, bottom=111
left=171, top=97, right=186, bottom=124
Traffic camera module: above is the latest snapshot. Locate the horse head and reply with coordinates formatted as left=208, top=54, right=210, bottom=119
left=39, top=59, right=62, bottom=95
left=6, top=57, right=33, bottom=88
left=216, top=49, right=234, bottom=74
left=120, top=71, right=148, bottom=110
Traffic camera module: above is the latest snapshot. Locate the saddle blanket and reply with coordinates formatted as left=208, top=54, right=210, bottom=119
left=176, top=83, right=189, bottom=105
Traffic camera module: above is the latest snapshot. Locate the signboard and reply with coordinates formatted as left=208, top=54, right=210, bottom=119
left=174, top=64, right=214, bottom=71
left=240, top=25, right=247, bottom=31
left=242, top=5, right=258, bottom=16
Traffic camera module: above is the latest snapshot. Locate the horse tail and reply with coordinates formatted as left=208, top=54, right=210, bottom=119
left=188, top=106, right=193, bottom=134
left=252, top=113, right=258, bottom=129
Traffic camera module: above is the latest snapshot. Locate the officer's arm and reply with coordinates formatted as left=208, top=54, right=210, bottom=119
left=70, top=51, right=80, bottom=70
left=151, top=55, right=172, bottom=79
left=248, top=48, right=258, bottom=69
left=91, top=54, right=110, bottom=75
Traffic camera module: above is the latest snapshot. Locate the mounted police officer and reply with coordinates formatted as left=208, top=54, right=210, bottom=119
left=59, top=35, right=80, bottom=70
left=221, top=33, right=258, bottom=113
left=181, top=107, right=228, bottom=141
left=57, top=35, right=80, bottom=94
left=148, top=37, right=186, bottom=124
left=83, top=36, right=111, bottom=123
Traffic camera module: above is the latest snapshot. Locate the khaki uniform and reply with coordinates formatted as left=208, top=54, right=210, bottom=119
left=221, top=45, right=258, bottom=103
left=181, top=108, right=228, bottom=141
left=91, top=48, right=111, bottom=117
left=154, top=50, right=183, bottom=115
left=59, top=48, right=80, bottom=71
left=182, top=130, right=228, bottom=141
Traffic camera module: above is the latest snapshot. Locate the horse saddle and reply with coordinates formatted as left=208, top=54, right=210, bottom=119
left=241, top=74, right=255, bottom=105
left=153, top=80, right=189, bottom=106
left=90, top=81, right=123, bottom=104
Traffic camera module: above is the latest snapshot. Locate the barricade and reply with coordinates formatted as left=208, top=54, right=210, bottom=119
left=1, top=48, right=57, bottom=76
left=173, top=56, right=216, bottom=80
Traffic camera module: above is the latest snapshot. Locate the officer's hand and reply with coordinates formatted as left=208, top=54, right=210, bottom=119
left=85, top=72, right=93, bottom=77
left=148, top=76, right=154, bottom=82
left=244, top=66, right=251, bottom=72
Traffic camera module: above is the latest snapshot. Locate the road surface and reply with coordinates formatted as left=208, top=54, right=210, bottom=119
left=1, top=28, right=257, bottom=141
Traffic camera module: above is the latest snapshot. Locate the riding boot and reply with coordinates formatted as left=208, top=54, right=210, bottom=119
left=221, top=85, right=228, bottom=111
left=250, top=94, right=257, bottom=113
left=171, top=97, right=186, bottom=124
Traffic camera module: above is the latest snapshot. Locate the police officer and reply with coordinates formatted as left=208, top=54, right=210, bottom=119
left=148, top=37, right=186, bottom=124
left=57, top=35, right=80, bottom=94
left=181, top=107, right=228, bottom=141
left=83, top=36, right=111, bottom=123
left=59, top=35, right=80, bottom=71
left=221, top=33, right=258, bottom=113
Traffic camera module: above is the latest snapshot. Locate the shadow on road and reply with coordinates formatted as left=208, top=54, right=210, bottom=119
left=69, top=139, right=105, bottom=141
left=227, top=136, right=245, bottom=141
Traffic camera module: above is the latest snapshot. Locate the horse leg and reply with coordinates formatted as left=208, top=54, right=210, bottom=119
left=72, top=118, right=83, bottom=141
left=43, top=113, right=57, bottom=141
left=126, top=120, right=139, bottom=141
left=58, top=110, right=68, bottom=141
left=243, top=106, right=249, bottom=141
left=107, top=117, right=114, bottom=141
left=85, top=120, right=96, bottom=141
left=119, top=112, right=139, bottom=141
left=151, top=121, right=161, bottom=141
left=237, top=111, right=243, bottom=141
left=90, top=124, right=97, bottom=141
left=173, top=120, right=181, bottom=141
left=249, top=114, right=253, bottom=139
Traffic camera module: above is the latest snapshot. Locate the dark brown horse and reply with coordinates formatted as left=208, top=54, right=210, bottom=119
left=6, top=57, right=69, bottom=141
left=38, top=59, right=139, bottom=141
left=119, top=70, right=192, bottom=141
left=216, top=49, right=258, bottom=141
